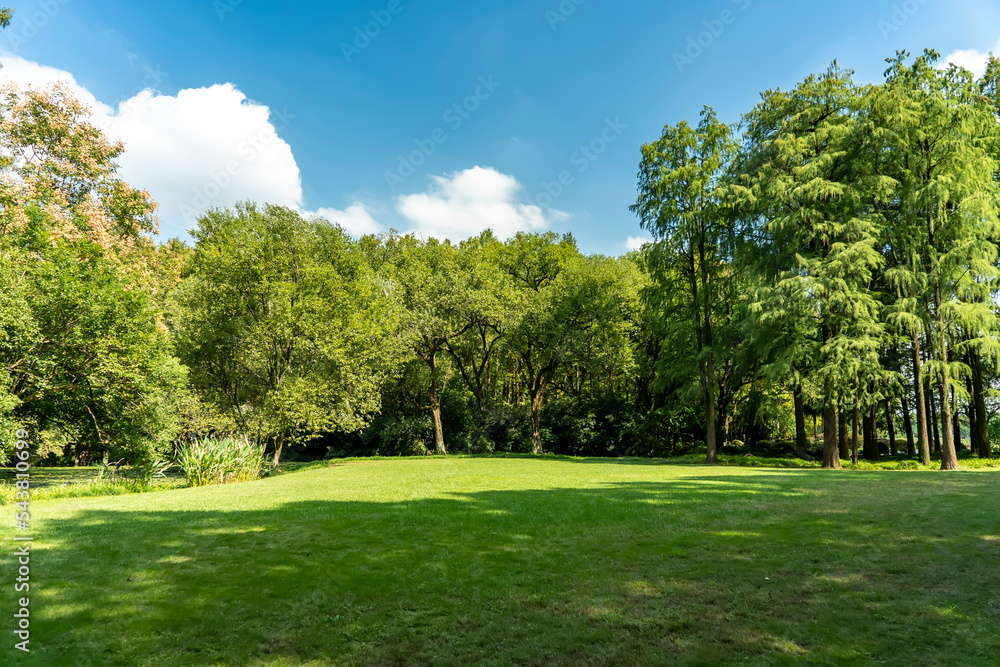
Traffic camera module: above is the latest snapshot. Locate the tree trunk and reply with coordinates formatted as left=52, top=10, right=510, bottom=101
left=793, top=387, right=808, bottom=459
left=851, top=405, right=859, bottom=465
left=429, top=356, right=447, bottom=455
left=813, top=415, right=818, bottom=440
left=886, top=399, right=897, bottom=456
left=971, top=348, right=991, bottom=458
left=272, top=433, right=284, bottom=468
left=530, top=387, right=544, bottom=455
left=863, top=409, right=878, bottom=461
left=953, top=410, right=962, bottom=453
left=912, top=332, right=931, bottom=465
left=430, top=401, right=446, bottom=455
left=872, top=404, right=880, bottom=451
left=937, top=317, right=959, bottom=470
left=703, top=358, right=718, bottom=465
left=928, top=383, right=940, bottom=454
left=838, top=408, right=849, bottom=460
left=965, top=359, right=977, bottom=454
left=822, top=402, right=841, bottom=469
left=901, top=394, right=915, bottom=456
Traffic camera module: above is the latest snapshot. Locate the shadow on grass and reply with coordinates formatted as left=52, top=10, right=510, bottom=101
left=18, top=472, right=1000, bottom=666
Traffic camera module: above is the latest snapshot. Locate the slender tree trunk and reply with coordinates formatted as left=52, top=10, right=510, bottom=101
left=529, top=385, right=544, bottom=455
left=838, top=408, right=849, bottom=460
left=813, top=415, right=818, bottom=440
left=971, top=348, right=991, bottom=458
left=429, top=357, right=446, bottom=455
left=886, top=399, right=897, bottom=456
left=272, top=433, right=284, bottom=468
left=793, top=387, right=808, bottom=459
left=965, top=356, right=977, bottom=454
left=863, top=408, right=878, bottom=461
left=851, top=405, right=859, bottom=465
left=822, top=402, right=841, bottom=468
left=951, top=388, right=963, bottom=452
left=872, top=404, right=879, bottom=450
left=901, top=394, right=915, bottom=456
left=430, top=400, right=446, bottom=455
left=912, top=332, right=931, bottom=465
left=936, top=309, right=959, bottom=470
left=953, top=410, right=962, bottom=453
left=703, top=358, right=718, bottom=465
left=928, top=384, right=941, bottom=454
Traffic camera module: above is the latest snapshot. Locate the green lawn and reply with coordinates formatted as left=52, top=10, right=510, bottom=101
left=4, top=457, right=1000, bottom=665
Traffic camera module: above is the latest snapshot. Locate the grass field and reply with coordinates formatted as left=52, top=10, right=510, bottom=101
left=4, top=457, right=1000, bottom=665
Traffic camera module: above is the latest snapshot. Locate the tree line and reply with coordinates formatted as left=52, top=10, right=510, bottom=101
left=633, top=50, right=1000, bottom=469
left=2, top=50, right=999, bottom=470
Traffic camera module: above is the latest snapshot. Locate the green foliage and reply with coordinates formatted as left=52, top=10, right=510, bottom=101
left=95, top=457, right=173, bottom=489
left=540, top=394, right=642, bottom=457
left=0, top=85, right=185, bottom=465
left=633, top=107, right=742, bottom=463
left=175, top=436, right=267, bottom=487
left=9, top=53, right=1000, bottom=472
left=172, top=203, right=403, bottom=463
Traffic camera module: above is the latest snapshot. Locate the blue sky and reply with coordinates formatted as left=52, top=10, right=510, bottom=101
left=3, top=0, right=999, bottom=253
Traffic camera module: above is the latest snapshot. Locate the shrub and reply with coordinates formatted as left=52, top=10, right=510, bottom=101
left=361, top=413, right=432, bottom=456
left=481, top=405, right=532, bottom=453
left=175, top=436, right=266, bottom=487
left=541, top=395, right=642, bottom=457
left=96, top=457, right=173, bottom=488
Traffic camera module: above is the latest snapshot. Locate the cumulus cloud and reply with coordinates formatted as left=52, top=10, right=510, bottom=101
left=315, top=203, right=385, bottom=237
left=625, top=235, right=652, bottom=252
left=0, top=52, right=303, bottom=238
left=940, top=38, right=1000, bottom=78
left=396, top=166, right=555, bottom=241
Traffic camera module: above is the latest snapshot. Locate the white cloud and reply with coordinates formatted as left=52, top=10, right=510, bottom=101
left=940, top=38, right=1000, bottom=78
left=0, top=56, right=564, bottom=245
left=0, top=52, right=303, bottom=239
left=625, top=235, right=652, bottom=252
left=396, top=166, right=557, bottom=241
left=315, top=203, right=385, bottom=237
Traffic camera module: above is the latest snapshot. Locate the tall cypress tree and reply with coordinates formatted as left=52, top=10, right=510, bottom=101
left=632, top=107, right=737, bottom=464
left=871, top=51, right=1000, bottom=470
left=733, top=64, right=885, bottom=469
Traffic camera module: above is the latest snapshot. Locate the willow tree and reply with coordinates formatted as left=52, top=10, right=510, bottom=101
left=873, top=51, right=1000, bottom=470
left=733, top=64, right=886, bottom=469
left=632, top=107, right=736, bottom=464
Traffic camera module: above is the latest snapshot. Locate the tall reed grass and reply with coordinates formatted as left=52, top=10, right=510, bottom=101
left=175, top=436, right=267, bottom=487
